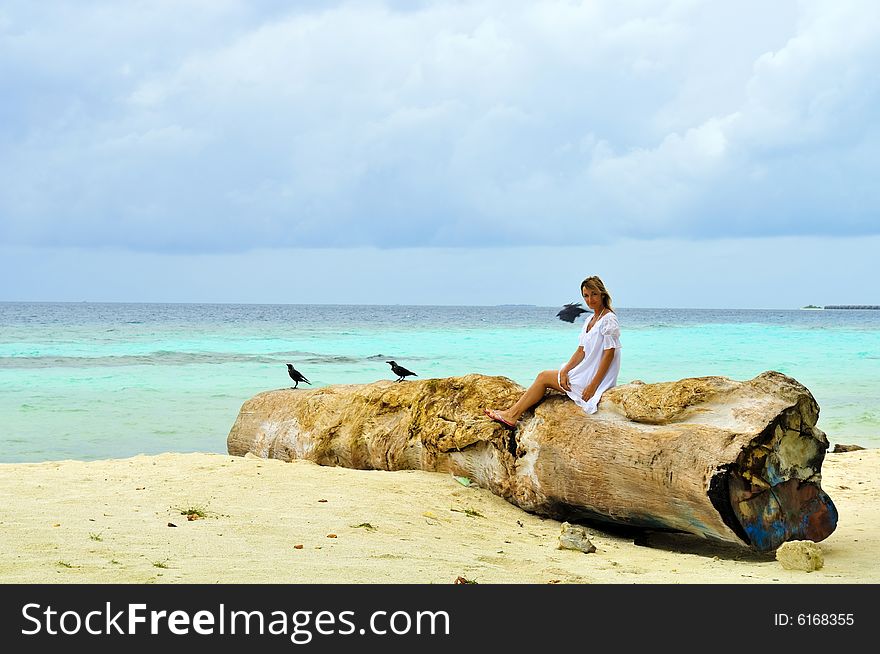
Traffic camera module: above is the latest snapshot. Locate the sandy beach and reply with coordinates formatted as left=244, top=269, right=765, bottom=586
left=0, top=449, right=876, bottom=584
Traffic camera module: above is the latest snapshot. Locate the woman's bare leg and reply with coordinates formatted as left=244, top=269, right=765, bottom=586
left=487, top=370, right=565, bottom=425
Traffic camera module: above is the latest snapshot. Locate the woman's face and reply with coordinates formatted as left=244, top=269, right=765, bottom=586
left=582, top=286, right=604, bottom=311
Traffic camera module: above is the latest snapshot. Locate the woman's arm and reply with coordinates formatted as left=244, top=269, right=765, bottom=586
left=559, top=347, right=585, bottom=391
left=581, top=347, right=616, bottom=401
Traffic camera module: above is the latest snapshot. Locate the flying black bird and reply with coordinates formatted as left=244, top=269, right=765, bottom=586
left=286, top=363, right=311, bottom=389
left=386, top=360, right=417, bottom=382
left=556, top=302, right=588, bottom=323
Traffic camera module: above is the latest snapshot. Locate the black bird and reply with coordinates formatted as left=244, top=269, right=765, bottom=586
left=386, top=360, right=417, bottom=382
left=286, top=363, right=311, bottom=389
left=556, top=302, right=588, bottom=323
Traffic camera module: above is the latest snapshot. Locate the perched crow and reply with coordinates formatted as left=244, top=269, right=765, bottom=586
left=556, top=302, right=588, bottom=323
left=286, top=363, right=311, bottom=389
left=386, top=360, right=417, bottom=382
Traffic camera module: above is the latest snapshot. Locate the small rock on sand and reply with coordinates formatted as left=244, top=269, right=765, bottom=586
left=776, top=540, right=824, bottom=571
left=832, top=443, right=866, bottom=453
left=558, top=522, right=596, bottom=554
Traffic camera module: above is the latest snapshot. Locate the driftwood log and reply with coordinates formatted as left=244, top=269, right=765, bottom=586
left=226, top=371, right=837, bottom=552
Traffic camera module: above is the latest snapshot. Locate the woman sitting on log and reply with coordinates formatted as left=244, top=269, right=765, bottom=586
left=485, top=275, right=621, bottom=427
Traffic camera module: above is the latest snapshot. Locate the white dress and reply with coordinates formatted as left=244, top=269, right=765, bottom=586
left=558, top=311, right=622, bottom=414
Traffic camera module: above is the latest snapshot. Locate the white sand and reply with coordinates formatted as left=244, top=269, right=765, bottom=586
left=1, top=449, right=876, bottom=584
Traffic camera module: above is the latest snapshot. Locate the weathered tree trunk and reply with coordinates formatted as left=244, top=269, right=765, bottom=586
left=226, top=371, right=837, bottom=552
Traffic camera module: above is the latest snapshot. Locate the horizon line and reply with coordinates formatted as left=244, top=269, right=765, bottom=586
left=0, top=300, right=851, bottom=311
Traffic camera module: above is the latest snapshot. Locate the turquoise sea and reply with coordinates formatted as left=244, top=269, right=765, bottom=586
left=0, top=302, right=877, bottom=463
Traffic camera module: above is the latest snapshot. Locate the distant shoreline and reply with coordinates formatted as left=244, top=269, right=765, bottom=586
left=824, top=305, right=880, bottom=310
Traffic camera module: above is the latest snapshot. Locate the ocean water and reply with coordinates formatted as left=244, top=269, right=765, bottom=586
left=0, top=302, right=877, bottom=463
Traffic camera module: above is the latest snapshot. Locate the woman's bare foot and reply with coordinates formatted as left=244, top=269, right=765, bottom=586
left=483, top=408, right=516, bottom=428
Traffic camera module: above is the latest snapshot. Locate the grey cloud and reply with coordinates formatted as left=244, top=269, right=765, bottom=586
left=1, top=0, right=878, bottom=253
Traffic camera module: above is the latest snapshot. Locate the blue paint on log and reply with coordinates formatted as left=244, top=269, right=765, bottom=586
left=763, top=459, right=785, bottom=486
left=734, top=480, right=838, bottom=552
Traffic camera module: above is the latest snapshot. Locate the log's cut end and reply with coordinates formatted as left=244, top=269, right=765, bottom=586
left=708, top=400, right=838, bottom=552
left=730, top=478, right=837, bottom=553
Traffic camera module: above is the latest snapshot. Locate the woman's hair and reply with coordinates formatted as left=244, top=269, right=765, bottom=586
left=581, top=276, right=614, bottom=311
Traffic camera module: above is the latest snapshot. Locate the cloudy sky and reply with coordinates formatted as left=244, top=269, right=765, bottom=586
left=1, top=0, right=878, bottom=307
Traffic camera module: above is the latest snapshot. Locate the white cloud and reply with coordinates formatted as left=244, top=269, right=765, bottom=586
left=1, top=0, right=878, bottom=252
